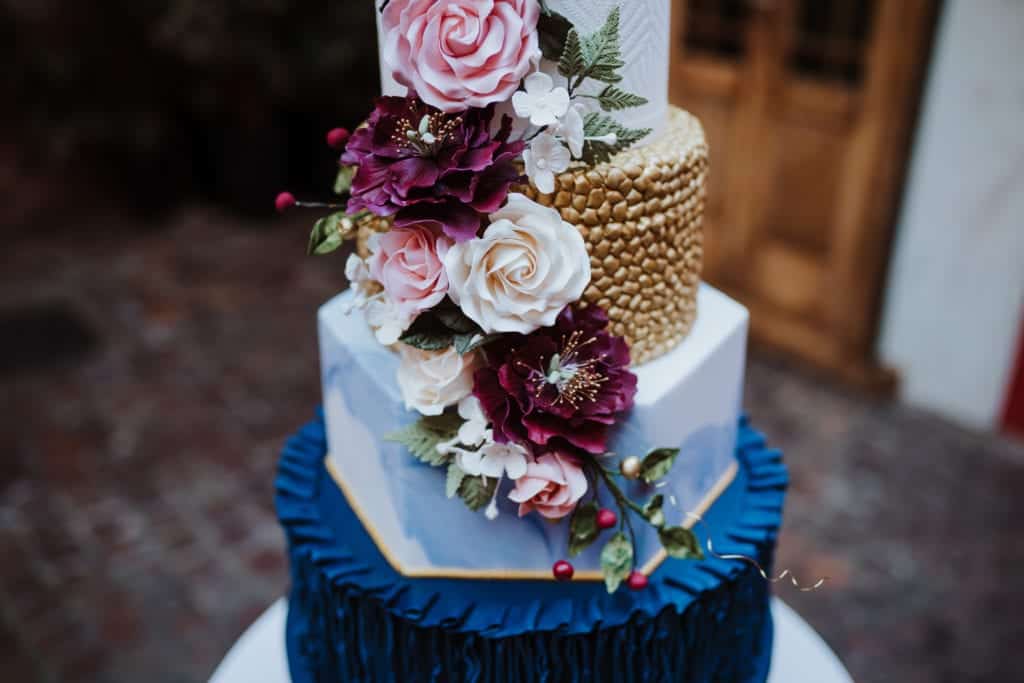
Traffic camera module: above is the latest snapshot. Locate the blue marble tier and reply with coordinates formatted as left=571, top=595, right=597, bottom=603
left=276, top=414, right=787, bottom=683
left=318, top=284, right=749, bottom=578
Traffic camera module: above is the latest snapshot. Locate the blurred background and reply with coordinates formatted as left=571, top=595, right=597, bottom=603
left=1, top=0, right=1021, bottom=681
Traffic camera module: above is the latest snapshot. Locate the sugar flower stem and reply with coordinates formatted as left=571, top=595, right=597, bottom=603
left=591, top=461, right=647, bottom=560
left=295, top=200, right=348, bottom=210
left=597, top=465, right=647, bottom=517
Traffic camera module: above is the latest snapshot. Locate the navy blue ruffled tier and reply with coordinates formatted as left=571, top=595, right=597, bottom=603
left=276, top=413, right=787, bottom=682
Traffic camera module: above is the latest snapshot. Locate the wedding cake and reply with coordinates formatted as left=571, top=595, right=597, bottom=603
left=275, top=2, right=787, bottom=681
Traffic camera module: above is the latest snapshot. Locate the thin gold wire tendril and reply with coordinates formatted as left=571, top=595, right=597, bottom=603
left=682, top=511, right=829, bottom=593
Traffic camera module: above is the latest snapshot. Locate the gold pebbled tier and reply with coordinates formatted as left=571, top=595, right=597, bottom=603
left=356, top=106, right=708, bottom=366
left=522, top=107, right=708, bottom=365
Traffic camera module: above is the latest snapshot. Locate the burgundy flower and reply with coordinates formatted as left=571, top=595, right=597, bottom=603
left=474, top=306, right=638, bottom=454
left=342, top=96, right=525, bottom=242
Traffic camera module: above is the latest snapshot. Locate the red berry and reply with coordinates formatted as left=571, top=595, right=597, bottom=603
left=552, top=560, right=574, bottom=582
left=596, top=508, right=617, bottom=530
left=274, top=191, right=296, bottom=214
left=326, top=127, right=350, bottom=150
left=626, top=571, right=649, bottom=591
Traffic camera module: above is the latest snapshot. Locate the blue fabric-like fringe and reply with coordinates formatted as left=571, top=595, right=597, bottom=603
left=276, top=412, right=786, bottom=682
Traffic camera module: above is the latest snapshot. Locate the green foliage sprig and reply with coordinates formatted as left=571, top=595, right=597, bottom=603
left=569, top=446, right=702, bottom=593
left=398, top=298, right=498, bottom=354
left=386, top=412, right=497, bottom=511
left=551, top=6, right=652, bottom=165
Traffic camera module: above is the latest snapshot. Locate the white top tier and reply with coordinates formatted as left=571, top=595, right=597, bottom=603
left=375, top=0, right=671, bottom=139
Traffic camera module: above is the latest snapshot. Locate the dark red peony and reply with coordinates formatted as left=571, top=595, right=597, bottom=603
left=474, top=305, right=638, bottom=454
left=342, top=96, right=525, bottom=242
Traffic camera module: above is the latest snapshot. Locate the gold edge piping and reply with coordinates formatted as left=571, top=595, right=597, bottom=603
left=324, top=454, right=739, bottom=582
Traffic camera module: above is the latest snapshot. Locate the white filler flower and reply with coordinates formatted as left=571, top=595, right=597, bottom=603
left=457, top=440, right=530, bottom=481
left=512, top=72, right=570, bottom=127
left=524, top=132, right=571, bottom=193
left=553, top=102, right=585, bottom=158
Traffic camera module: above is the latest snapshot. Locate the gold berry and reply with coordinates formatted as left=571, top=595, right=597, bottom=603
left=620, top=456, right=642, bottom=480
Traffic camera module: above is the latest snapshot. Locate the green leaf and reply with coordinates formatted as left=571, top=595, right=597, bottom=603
left=307, top=212, right=351, bottom=255
left=581, top=112, right=651, bottom=164
left=457, top=475, right=497, bottom=511
left=639, top=447, right=681, bottom=484
left=398, top=311, right=456, bottom=350
left=538, top=9, right=574, bottom=62
left=568, top=501, right=600, bottom=557
left=557, top=27, right=585, bottom=79
left=580, top=7, right=624, bottom=84
left=333, top=165, right=356, bottom=195
left=454, top=332, right=502, bottom=355
left=399, top=299, right=487, bottom=351
left=642, top=494, right=666, bottom=528
left=596, top=85, right=649, bottom=112
left=658, top=526, right=703, bottom=560
left=600, top=531, right=633, bottom=593
left=384, top=413, right=462, bottom=466
left=399, top=328, right=454, bottom=351
left=434, top=303, right=478, bottom=334
left=446, top=462, right=466, bottom=499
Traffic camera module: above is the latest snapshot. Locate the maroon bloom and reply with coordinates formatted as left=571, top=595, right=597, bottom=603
left=341, top=96, right=525, bottom=242
left=474, top=306, right=638, bottom=454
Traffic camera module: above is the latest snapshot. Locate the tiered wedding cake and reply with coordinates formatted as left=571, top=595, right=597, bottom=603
left=275, top=2, right=787, bottom=681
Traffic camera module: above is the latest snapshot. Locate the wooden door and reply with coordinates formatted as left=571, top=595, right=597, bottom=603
left=671, top=0, right=938, bottom=388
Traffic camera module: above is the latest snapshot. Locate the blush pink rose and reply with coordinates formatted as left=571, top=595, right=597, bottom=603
left=382, top=0, right=541, bottom=113
left=508, top=451, right=588, bottom=520
left=367, top=226, right=453, bottom=324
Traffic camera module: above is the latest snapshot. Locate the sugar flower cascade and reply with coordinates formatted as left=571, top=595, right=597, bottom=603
left=275, top=1, right=705, bottom=593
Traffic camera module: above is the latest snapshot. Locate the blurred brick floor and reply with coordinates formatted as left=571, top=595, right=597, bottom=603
left=1, top=207, right=1022, bottom=682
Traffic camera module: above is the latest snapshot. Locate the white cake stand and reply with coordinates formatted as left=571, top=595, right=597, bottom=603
left=209, top=598, right=853, bottom=683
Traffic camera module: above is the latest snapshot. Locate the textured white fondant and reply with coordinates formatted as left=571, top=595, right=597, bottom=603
left=375, top=0, right=671, bottom=140
left=318, top=284, right=748, bottom=576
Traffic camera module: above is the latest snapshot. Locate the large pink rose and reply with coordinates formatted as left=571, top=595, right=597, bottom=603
left=367, top=226, right=453, bottom=324
left=382, top=0, right=541, bottom=113
left=508, top=451, right=588, bottom=520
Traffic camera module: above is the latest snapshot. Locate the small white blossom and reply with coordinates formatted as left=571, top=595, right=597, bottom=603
left=345, top=253, right=370, bottom=285
left=339, top=254, right=374, bottom=314
left=364, top=295, right=407, bottom=345
left=455, top=396, right=489, bottom=447
left=524, top=132, right=571, bottom=194
left=553, top=103, right=585, bottom=158
left=457, top=439, right=530, bottom=481
left=436, top=396, right=489, bottom=456
left=432, top=397, right=531, bottom=522
left=512, top=72, right=570, bottom=127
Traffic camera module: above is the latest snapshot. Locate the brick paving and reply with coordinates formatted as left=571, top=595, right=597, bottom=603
left=1, top=206, right=1022, bottom=682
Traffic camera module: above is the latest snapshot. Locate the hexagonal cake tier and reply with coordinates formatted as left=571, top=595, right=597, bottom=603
left=318, top=284, right=748, bottom=580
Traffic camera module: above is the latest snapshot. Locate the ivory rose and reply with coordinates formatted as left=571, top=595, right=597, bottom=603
left=397, top=345, right=482, bottom=416
left=444, top=193, right=590, bottom=334
left=367, top=226, right=452, bottom=325
left=382, top=0, right=541, bottom=112
left=508, top=451, right=587, bottom=519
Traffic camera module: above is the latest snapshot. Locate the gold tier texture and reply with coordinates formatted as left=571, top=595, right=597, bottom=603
left=357, top=106, right=708, bottom=366
left=520, top=106, right=707, bottom=365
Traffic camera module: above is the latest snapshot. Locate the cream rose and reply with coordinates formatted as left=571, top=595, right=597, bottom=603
left=396, top=344, right=482, bottom=416
left=444, top=193, right=590, bottom=334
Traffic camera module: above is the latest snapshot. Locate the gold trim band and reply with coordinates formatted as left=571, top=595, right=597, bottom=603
left=325, top=455, right=738, bottom=582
